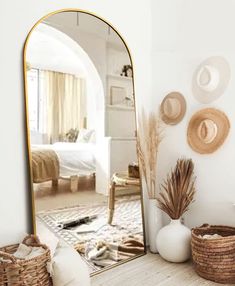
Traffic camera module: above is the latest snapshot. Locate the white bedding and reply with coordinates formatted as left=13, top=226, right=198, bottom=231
left=32, top=142, right=96, bottom=177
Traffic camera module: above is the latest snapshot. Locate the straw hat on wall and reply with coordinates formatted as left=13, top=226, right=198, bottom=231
left=160, top=92, right=186, bottom=125
left=187, top=108, right=230, bottom=154
left=192, top=56, right=230, bottom=104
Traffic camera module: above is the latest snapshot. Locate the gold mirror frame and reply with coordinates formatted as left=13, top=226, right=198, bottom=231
left=23, top=8, right=146, bottom=275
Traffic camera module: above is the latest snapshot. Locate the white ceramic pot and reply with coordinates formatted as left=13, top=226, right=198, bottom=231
left=156, top=219, right=191, bottom=262
left=147, top=199, right=162, bottom=253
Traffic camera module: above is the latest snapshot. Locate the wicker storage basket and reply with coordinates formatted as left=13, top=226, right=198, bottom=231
left=191, top=224, right=235, bottom=284
left=0, top=235, right=52, bottom=286
left=128, top=163, right=140, bottom=178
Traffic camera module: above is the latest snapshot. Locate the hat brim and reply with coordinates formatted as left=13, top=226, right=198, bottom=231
left=192, top=56, right=230, bottom=104
left=187, top=108, right=230, bottom=154
left=160, top=92, right=186, bottom=125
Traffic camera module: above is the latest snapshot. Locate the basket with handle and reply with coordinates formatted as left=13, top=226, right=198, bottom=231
left=0, top=234, right=52, bottom=286
left=191, top=224, right=235, bottom=284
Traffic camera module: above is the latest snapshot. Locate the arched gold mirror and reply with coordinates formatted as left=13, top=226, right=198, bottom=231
left=24, top=9, right=146, bottom=275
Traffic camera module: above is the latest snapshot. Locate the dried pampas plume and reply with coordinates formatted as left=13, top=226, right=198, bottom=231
left=137, top=109, right=164, bottom=199
left=157, top=158, right=196, bottom=219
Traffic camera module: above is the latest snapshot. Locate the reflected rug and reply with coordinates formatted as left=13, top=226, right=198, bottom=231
left=37, top=198, right=144, bottom=272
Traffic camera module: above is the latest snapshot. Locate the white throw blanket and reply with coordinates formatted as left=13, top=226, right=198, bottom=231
left=0, top=244, right=46, bottom=262
left=48, top=241, right=91, bottom=286
left=13, top=243, right=45, bottom=259
left=199, top=234, right=223, bottom=239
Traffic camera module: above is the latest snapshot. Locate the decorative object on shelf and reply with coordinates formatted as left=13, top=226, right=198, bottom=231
left=156, top=158, right=196, bottom=262
left=0, top=235, right=52, bottom=286
left=137, top=109, right=164, bottom=253
left=124, top=95, right=134, bottom=107
left=106, top=105, right=134, bottom=111
left=187, top=108, right=230, bottom=154
left=128, top=162, right=140, bottom=178
left=192, top=56, right=230, bottom=103
left=191, top=224, right=235, bottom=284
left=107, top=74, right=132, bottom=81
left=121, top=65, right=133, bottom=77
left=160, top=92, right=186, bottom=125
left=110, top=86, right=126, bottom=105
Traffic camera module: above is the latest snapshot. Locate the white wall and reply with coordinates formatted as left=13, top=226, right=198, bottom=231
left=4, top=0, right=234, bottom=247
left=48, top=23, right=107, bottom=93
left=39, top=18, right=107, bottom=137
left=0, top=0, right=152, bottom=246
left=45, top=14, right=133, bottom=138
left=27, top=23, right=104, bottom=135
left=106, top=107, right=136, bottom=138
left=95, top=137, right=137, bottom=196
left=152, top=0, right=235, bottom=228
left=27, top=25, right=87, bottom=76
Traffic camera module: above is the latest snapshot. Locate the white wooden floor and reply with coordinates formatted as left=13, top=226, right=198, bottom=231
left=91, top=253, right=228, bottom=286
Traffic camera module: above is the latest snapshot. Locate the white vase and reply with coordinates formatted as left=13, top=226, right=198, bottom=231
left=156, top=219, right=191, bottom=262
left=147, top=199, right=162, bottom=253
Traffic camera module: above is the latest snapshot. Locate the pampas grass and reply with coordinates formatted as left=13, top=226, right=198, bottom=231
left=157, top=158, right=196, bottom=219
left=137, top=109, right=163, bottom=199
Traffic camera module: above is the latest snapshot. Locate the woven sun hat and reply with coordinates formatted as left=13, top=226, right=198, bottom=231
left=160, top=92, right=186, bottom=125
left=192, top=56, right=230, bottom=103
left=187, top=108, right=230, bottom=154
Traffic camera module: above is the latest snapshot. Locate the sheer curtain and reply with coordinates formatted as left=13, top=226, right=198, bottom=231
left=43, top=71, right=86, bottom=143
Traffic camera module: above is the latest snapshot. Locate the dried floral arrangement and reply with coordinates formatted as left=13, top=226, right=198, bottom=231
left=137, top=109, right=164, bottom=199
left=157, top=158, right=196, bottom=219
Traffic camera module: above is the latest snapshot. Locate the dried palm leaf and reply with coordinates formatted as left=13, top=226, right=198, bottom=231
left=157, top=158, right=196, bottom=219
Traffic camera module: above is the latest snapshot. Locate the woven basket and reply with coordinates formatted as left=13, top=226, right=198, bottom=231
left=191, top=224, right=235, bottom=284
left=128, top=164, right=140, bottom=179
left=0, top=235, right=52, bottom=286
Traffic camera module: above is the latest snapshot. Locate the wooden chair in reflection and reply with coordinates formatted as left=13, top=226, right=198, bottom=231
left=108, top=171, right=140, bottom=225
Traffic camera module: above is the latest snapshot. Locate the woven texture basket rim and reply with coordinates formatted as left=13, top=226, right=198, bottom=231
left=0, top=243, right=50, bottom=265
left=192, top=224, right=235, bottom=240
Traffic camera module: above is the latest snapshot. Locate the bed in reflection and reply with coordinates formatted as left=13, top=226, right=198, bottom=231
left=32, top=139, right=96, bottom=192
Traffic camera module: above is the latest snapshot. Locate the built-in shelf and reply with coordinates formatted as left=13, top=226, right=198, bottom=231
left=111, top=137, right=137, bottom=141
left=106, top=104, right=134, bottom=111
left=107, top=74, right=133, bottom=81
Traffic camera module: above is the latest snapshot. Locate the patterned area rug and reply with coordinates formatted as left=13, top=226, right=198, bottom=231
left=37, top=198, right=144, bottom=273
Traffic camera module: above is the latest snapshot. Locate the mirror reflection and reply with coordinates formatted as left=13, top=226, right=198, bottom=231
left=25, top=11, right=145, bottom=274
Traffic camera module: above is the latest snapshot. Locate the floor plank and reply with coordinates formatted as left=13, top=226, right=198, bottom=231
left=91, top=253, right=230, bottom=286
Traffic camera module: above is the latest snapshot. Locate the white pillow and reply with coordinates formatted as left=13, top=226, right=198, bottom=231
left=76, top=129, right=94, bottom=143
left=38, top=227, right=59, bottom=258
left=88, top=131, right=96, bottom=143
left=49, top=241, right=90, bottom=286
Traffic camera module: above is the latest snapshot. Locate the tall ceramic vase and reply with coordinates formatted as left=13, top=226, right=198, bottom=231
left=147, top=199, right=162, bottom=253
left=156, top=219, right=191, bottom=262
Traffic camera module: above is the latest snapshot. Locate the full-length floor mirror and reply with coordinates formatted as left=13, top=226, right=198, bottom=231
left=24, top=10, right=145, bottom=275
